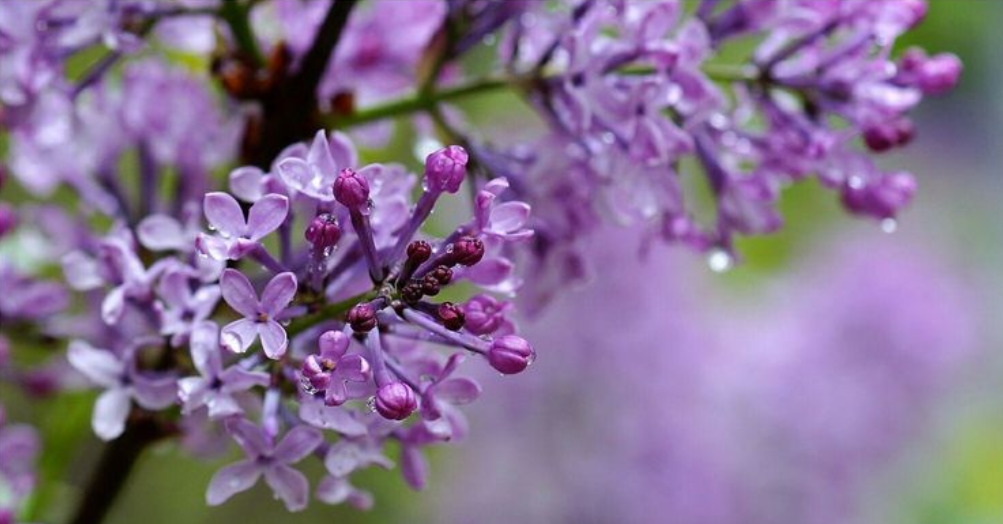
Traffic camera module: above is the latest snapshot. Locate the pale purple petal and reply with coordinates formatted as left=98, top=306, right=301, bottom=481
left=276, top=158, right=315, bottom=195
left=131, top=375, right=177, bottom=410
left=101, top=285, right=127, bottom=324
left=219, top=367, right=270, bottom=392
left=177, top=377, right=209, bottom=414
left=221, top=318, right=259, bottom=354
left=400, top=444, right=429, bottom=491
left=68, top=340, right=124, bottom=388
left=93, top=387, right=131, bottom=441
left=195, top=233, right=231, bottom=261
left=245, top=194, right=289, bottom=241
left=229, top=166, right=267, bottom=202
left=157, top=270, right=193, bottom=309
left=264, top=464, right=310, bottom=512
left=434, top=378, right=481, bottom=405
left=332, top=355, right=370, bottom=382
left=259, top=272, right=297, bottom=317
left=489, top=201, right=531, bottom=233
left=62, top=251, right=104, bottom=290
left=190, top=321, right=223, bottom=378
left=206, top=460, right=262, bottom=506
left=299, top=401, right=368, bottom=436
left=205, top=392, right=242, bottom=418
left=203, top=192, right=247, bottom=237
left=273, top=426, right=323, bottom=464
left=137, top=214, right=187, bottom=251
left=225, top=418, right=270, bottom=457
left=220, top=269, right=260, bottom=318
left=258, top=320, right=289, bottom=359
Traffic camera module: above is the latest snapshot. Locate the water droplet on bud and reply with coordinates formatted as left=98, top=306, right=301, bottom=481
left=707, top=249, right=733, bottom=273
left=880, top=218, right=897, bottom=234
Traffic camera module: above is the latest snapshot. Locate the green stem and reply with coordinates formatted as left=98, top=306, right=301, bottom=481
left=220, top=0, right=264, bottom=66
left=326, top=62, right=755, bottom=129
left=285, top=290, right=378, bottom=338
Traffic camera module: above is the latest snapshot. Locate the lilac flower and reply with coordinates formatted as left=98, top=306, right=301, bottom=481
left=0, top=264, right=68, bottom=321
left=300, top=330, right=371, bottom=406
left=419, top=354, right=481, bottom=439
left=219, top=269, right=297, bottom=359
left=206, top=418, right=322, bottom=512
left=197, top=192, right=289, bottom=261
left=276, top=130, right=357, bottom=201
left=0, top=411, right=40, bottom=520
left=67, top=340, right=176, bottom=440
left=177, top=322, right=270, bottom=418
left=155, top=269, right=221, bottom=346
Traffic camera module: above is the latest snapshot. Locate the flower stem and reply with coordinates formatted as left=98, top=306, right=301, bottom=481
left=68, top=418, right=163, bottom=524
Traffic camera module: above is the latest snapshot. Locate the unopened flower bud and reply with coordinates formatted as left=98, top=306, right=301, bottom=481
left=424, top=145, right=468, bottom=194
left=437, top=302, right=465, bottom=331
left=347, top=302, right=378, bottom=332
left=841, top=172, right=916, bottom=220
left=406, top=240, right=432, bottom=264
left=430, top=265, right=452, bottom=285
left=374, top=382, right=417, bottom=420
left=420, top=274, right=441, bottom=296
left=863, top=119, right=914, bottom=152
left=305, top=213, right=342, bottom=249
left=301, top=354, right=333, bottom=391
left=333, top=168, right=370, bottom=209
left=487, top=335, right=535, bottom=375
left=401, top=282, right=423, bottom=304
left=463, top=295, right=507, bottom=335
left=450, top=236, right=484, bottom=266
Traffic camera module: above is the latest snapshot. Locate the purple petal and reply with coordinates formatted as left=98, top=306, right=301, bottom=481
left=463, top=257, right=514, bottom=286
left=93, top=388, right=131, bottom=441
left=219, top=366, right=270, bottom=392
left=195, top=233, right=231, bottom=261
left=316, top=476, right=373, bottom=509
left=101, top=285, right=127, bottom=324
left=137, top=214, right=187, bottom=251
left=178, top=377, right=209, bottom=414
left=276, top=158, right=315, bottom=195
left=245, top=195, right=289, bottom=241
left=264, top=464, right=310, bottom=512
left=434, top=377, right=481, bottom=405
left=318, top=330, right=349, bottom=360
left=258, top=320, right=288, bottom=359
left=221, top=318, right=258, bottom=354
left=332, top=355, right=370, bottom=383
left=489, top=201, right=531, bottom=233
left=157, top=270, right=193, bottom=309
left=68, top=341, right=124, bottom=388
left=220, top=269, right=260, bottom=318
left=306, top=130, right=338, bottom=184
left=203, top=192, right=246, bottom=237
left=206, top=459, right=262, bottom=506
left=299, top=401, right=368, bottom=436
left=190, top=321, right=223, bottom=378
left=273, top=425, right=323, bottom=464
left=205, top=391, right=243, bottom=418
left=131, top=375, right=177, bottom=410
left=229, top=166, right=266, bottom=202
left=259, top=272, right=297, bottom=317
left=225, top=418, right=271, bottom=457
left=400, top=444, right=429, bottom=491
left=62, top=251, right=104, bottom=290
left=328, top=131, right=358, bottom=169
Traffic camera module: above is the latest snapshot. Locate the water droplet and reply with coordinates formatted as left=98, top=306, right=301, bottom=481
left=366, top=396, right=377, bottom=412
left=707, top=249, right=733, bottom=273
left=709, top=113, right=729, bottom=130
left=601, top=132, right=616, bottom=145
left=207, top=224, right=217, bottom=232
left=847, top=176, right=865, bottom=190
left=221, top=332, right=244, bottom=353
left=229, top=478, right=243, bottom=488
left=482, top=34, right=497, bottom=46
left=880, top=218, right=897, bottom=234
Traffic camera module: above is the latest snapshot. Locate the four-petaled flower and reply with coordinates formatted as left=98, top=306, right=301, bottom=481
left=419, top=354, right=481, bottom=440
left=68, top=341, right=176, bottom=440
left=220, top=269, right=297, bottom=359
left=301, top=330, right=371, bottom=406
left=197, top=192, right=289, bottom=261
left=178, top=321, right=270, bottom=418
left=207, top=418, right=323, bottom=512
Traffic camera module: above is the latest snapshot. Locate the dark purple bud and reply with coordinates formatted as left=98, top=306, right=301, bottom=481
left=437, top=302, right=465, bottom=331
left=863, top=119, right=913, bottom=152
left=304, top=213, right=342, bottom=249
left=406, top=240, right=432, bottom=264
left=347, top=302, right=378, bottom=332
left=430, top=265, right=452, bottom=285
left=424, top=145, right=469, bottom=194
left=450, top=236, right=484, bottom=267
left=487, top=335, right=535, bottom=375
left=0, top=204, right=16, bottom=238
left=400, top=282, right=423, bottom=304
left=333, top=168, right=370, bottom=209
left=420, top=274, right=441, bottom=296
left=374, top=382, right=417, bottom=420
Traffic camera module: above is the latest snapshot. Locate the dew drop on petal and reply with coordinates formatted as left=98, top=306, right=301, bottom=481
left=880, top=218, right=897, bottom=234
left=707, top=248, right=733, bottom=273
left=366, top=396, right=377, bottom=412
left=221, top=331, right=245, bottom=353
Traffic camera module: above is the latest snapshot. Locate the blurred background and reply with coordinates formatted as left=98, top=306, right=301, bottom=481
left=9, top=1, right=1002, bottom=523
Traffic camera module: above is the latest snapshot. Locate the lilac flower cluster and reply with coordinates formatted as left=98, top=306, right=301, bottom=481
left=480, top=0, right=961, bottom=303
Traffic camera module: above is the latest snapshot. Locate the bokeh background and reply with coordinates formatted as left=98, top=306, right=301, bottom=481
left=7, top=1, right=1002, bottom=523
